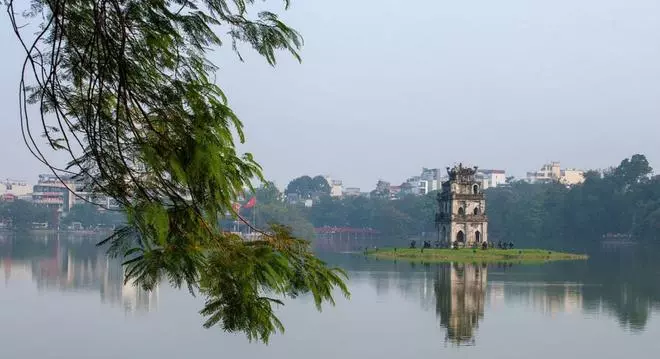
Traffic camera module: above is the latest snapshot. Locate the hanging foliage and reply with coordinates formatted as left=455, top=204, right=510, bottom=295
left=7, top=0, right=348, bottom=342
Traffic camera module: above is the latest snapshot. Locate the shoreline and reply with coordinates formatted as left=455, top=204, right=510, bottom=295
left=366, top=248, right=588, bottom=264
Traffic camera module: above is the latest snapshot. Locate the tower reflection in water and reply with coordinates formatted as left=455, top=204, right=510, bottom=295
left=433, top=263, right=487, bottom=346
left=0, top=233, right=158, bottom=314
left=407, top=262, right=585, bottom=346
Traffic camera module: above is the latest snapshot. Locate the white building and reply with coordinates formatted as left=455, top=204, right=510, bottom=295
left=477, top=169, right=507, bottom=189
left=30, top=174, right=119, bottom=212
left=0, top=179, right=32, bottom=196
left=560, top=169, right=585, bottom=186
left=405, top=168, right=443, bottom=195
left=324, top=176, right=343, bottom=197
left=32, top=174, right=76, bottom=212
left=526, top=162, right=584, bottom=186
left=419, top=179, right=439, bottom=195
left=526, top=162, right=561, bottom=183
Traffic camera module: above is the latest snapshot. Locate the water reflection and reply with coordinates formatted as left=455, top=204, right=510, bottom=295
left=0, top=233, right=158, bottom=314
left=3, top=233, right=660, bottom=344
left=388, top=262, right=587, bottom=345
left=325, top=247, right=660, bottom=344
left=433, top=263, right=487, bottom=345
left=493, top=281, right=583, bottom=315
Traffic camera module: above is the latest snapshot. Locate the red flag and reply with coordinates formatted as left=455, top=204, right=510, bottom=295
left=243, top=197, right=256, bottom=209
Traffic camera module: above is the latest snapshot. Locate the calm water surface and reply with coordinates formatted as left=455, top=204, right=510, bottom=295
left=1, top=233, right=659, bottom=358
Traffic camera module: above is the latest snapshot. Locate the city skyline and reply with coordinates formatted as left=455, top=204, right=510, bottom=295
left=1, top=159, right=594, bottom=195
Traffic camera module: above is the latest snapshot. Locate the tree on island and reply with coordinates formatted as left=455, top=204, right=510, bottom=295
left=7, top=0, right=347, bottom=342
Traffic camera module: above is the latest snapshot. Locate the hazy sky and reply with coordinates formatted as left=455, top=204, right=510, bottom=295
left=2, top=0, right=660, bottom=190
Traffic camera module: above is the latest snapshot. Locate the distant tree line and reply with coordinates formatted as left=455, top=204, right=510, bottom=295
left=0, top=200, right=52, bottom=230
left=487, top=154, right=660, bottom=247
left=247, top=154, right=660, bottom=247
left=60, top=203, right=127, bottom=229
left=0, top=201, right=126, bottom=230
left=5, top=154, right=660, bottom=247
left=240, top=179, right=438, bottom=240
left=241, top=182, right=317, bottom=240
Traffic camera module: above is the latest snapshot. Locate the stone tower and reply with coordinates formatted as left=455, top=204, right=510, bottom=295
left=436, top=164, right=488, bottom=247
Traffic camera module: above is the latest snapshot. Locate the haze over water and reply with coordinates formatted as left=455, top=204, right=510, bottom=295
left=1, top=233, right=659, bottom=358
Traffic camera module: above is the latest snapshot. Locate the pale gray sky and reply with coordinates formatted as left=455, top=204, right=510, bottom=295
left=1, top=0, right=660, bottom=190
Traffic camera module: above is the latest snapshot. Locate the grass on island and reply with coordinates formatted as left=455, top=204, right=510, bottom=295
left=366, top=248, right=588, bottom=264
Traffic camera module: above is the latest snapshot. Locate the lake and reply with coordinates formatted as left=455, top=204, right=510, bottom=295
left=1, top=233, right=659, bottom=358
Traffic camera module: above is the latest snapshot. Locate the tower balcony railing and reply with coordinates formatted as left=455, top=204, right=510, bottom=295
left=436, top=212, right=487, bottom=222
left=449, top=193, right=484, bottom=200
left=455, top=214, right=487, bottom=222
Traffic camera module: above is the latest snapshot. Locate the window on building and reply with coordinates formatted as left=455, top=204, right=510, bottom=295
left=473, top=207, right=480, bottom=215
left=458, top=207, right=465, bottom=215
left=473, top=185, right=478, bottom=194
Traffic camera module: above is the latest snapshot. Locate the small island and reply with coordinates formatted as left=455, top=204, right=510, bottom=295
left=364, top=164, right=588, bottom=264
left=367, top=248, right=588, bottom=264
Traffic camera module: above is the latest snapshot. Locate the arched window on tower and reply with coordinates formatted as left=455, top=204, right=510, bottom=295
left=473, top=185, right=479, bottom=194
left=473, top=207, right=480, bottom=215
left=458, top=207, right=465, bottom=215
